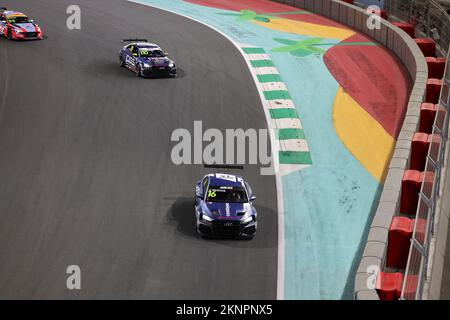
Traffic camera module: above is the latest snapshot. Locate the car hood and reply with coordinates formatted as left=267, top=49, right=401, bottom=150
left=204, top=202, right=251, bottom=219
left=13, top=23, right=37, bottom=32
left=141, top=57, right=170, bottom=67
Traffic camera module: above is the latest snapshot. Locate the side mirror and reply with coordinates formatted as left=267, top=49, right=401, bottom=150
left=29, top=19, right=34, bottom=23
left=195, top=185, right=203, bottom=199
left=250, top=195, right=256, bottom=201
left=165, top=52, right=169, bottom=56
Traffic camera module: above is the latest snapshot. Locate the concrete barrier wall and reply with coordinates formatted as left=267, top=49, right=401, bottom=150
left=270, top=0, right=427, bottom=299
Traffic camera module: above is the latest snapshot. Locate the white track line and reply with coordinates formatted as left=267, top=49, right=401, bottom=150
left=254, top=66, right=280, bottom=75
left=247, top=53, right=271, bottom=60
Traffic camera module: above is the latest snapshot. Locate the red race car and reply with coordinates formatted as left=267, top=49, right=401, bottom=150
left=0, top=8, right=43, bottom=40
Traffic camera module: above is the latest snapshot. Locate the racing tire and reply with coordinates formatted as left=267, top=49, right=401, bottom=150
left=136, top=65, right=142, bottom=78
left=7, top=28, right=12, bottom=40
left=196, top=227, right=210, bottom=239
left=120, top=58, right=125, bottom=68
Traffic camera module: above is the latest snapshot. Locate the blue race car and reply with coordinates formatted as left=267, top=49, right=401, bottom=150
left=119, top=39, right=177, bottom=78
left=195, top=167, right=257, bottom=239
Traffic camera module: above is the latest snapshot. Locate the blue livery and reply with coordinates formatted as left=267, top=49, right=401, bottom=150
left=195, top=173, right=257, bottom=239
left=119, top=39, right=177, bottom=78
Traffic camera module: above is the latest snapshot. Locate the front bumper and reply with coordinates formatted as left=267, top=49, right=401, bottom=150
left=197, top=219, right=257, bottom=238
left=13, top=30, right=43, bottom=40
left=141, top=66, right=176, bottom=77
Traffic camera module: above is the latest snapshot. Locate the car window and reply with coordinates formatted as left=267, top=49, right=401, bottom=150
left=206, top=186, right=248, bottom=203
left=7, top=16, right=30, bottom=24
left=245, top=182, right=252, bottom=196
left=139, top=48, right=165, bottom=58
left=127, top=45, right=138, bottom=56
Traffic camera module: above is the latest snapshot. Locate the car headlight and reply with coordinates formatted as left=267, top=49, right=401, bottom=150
left=143, top=63, right=151, bottom=68
left=168, top=61, right=175, bottom=68
left=201, top=214, right=214, bottom=222
left=14, top=28, right=23, bottom=33
left=241, top=207, right=254, bottom=223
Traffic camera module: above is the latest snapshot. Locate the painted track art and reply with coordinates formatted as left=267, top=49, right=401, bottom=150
left=130, top=0, right=412, bottom=299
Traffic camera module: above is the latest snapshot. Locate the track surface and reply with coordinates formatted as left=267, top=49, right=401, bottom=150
left=0, top=0, right=277, bottom=299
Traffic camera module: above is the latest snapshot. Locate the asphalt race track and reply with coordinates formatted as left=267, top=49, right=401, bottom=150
left=0, top=0, right=278, bottom=299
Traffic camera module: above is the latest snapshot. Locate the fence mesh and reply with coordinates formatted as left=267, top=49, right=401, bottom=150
left=401, top=47, right=450, bottom=299
left=385, top=0, right=450, bottom=55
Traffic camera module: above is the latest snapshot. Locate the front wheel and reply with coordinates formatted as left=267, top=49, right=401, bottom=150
left=196, top=226, right=205, bottom=238
left=7, top=28, right=12, bottom=40
left=136, top=65, right=142, bottom=77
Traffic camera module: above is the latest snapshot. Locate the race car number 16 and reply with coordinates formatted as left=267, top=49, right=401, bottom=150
left=207, top=190, right=216, bottom=198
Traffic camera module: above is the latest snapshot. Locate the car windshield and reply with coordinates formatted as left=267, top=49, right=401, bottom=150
left=206, top=186, right=248, bottom=203
left=7, top=16, right=31, bottom=24
left=139, top=48, right=165, bottom=58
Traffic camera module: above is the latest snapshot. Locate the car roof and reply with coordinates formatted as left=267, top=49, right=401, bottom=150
left=124, top=43, right=162, bottom=50
left=207, top=173, right=246, bottom=188
left=3, top=11, right=27, bottom=17
left=136, top=43, right=161, bottom=49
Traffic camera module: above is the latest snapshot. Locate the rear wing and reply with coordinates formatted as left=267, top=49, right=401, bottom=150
left=204, top=164, right=244, bottom=170
left=121, top=38, right=148, bottom=43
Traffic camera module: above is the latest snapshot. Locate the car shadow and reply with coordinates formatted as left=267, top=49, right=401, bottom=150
left=82, top=59, right=137, bottom=78
left=83, top=59, right=186, bottom=80
left=0, top=35, right=45, bottom=43
left=167, top=197, right=277, bottom=249
left=167, top=196, right=199, bottom=239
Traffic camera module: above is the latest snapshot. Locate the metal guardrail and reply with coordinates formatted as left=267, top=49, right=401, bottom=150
left=401, top=47, right=450, bottom=300
left=385, top=0, right=450, bottom=55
